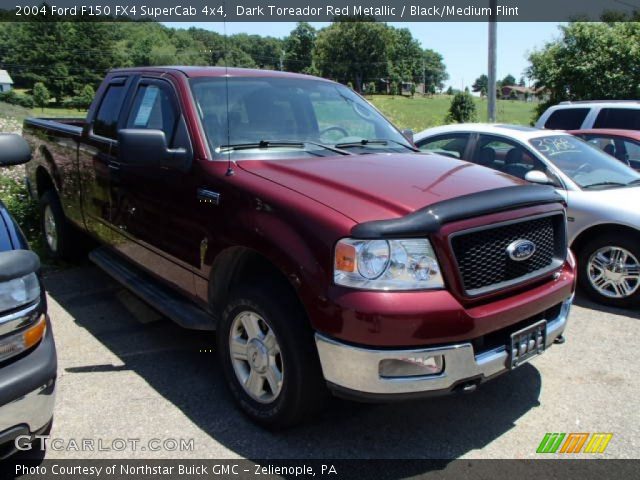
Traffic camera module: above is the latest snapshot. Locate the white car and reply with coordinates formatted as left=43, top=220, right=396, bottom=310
left=415, top=123, right=640, bottom=308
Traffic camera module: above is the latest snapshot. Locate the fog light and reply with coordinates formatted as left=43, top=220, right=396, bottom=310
left=379, top=355, right=444, bottom=378
left=0, top=314, right=46, bottom=363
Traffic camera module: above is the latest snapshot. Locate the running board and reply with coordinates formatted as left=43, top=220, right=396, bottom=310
left=89, top=248, right=216, bottom=331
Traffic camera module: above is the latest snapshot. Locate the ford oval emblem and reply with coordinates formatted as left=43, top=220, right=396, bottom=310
left=507, top=239, right=536, bottom=262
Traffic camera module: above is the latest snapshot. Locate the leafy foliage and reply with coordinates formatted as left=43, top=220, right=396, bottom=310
left=527, top=22, right=640, bottom=116
left=33, top=82, right=49, bottom=110
left=0, top=19, right=447, bottom=98
left=446, top=91, right=478, bottom=123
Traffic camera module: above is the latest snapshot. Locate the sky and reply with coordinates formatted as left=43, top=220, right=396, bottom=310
left=163, top=22, right=564, bottom=91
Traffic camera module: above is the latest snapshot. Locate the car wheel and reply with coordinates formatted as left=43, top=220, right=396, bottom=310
left=217, top=283, right=328, bottom=429
left=39, top=190, right=79, bottom=260
left=578, top=233, right=640, bottom=308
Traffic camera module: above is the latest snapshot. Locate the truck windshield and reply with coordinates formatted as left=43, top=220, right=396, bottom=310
left=190, top=77, right=413, bottom=159
left=529, top=135, right=640, bottom=189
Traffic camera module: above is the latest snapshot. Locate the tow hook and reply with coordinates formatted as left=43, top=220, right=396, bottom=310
left=554, top=335, right=566, bottom=345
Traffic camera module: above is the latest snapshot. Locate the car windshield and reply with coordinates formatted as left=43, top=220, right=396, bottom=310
left=529, top=135, right=640, bottom=189
left=190, top=77, right=413, bottom=159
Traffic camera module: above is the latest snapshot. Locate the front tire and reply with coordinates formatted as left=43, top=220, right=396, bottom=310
left=578, top=233, right=640, bottom=308
left=217, top=283, right=328, bottom=429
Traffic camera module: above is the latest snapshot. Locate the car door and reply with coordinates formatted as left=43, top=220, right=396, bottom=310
left=109, top=76, right=198, bottom=296
left=582, top=134, right=640, bottom=170
left=78, top=75, right=134, bottom=244
left=415, top=133, right=472, bottom=160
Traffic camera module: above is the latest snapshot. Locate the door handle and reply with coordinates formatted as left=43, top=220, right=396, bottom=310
left=108, top=163, right=120, bottom=171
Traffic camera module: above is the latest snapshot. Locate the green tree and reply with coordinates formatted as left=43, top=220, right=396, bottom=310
left=366, top=82, right=376, bottom=95
left=446, top=91, right=477, bottom=123
left=502, top=74, right=516, bottom=86
left=32, top=82, right=50, bottom=111
left=446, top=86, right=454, bottom=95
left=528, top=22, right=640, bottom=112
left=472, top=74, right=488, bottom=95
left=314, top=19, right=388, bottom=91
left=422, top=49, right=448, bottom=94
left=387, top=27, right=423, bottom=88
left=284, top=23, right=316, bottom=73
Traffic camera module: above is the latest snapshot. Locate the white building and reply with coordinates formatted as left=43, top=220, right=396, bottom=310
left=0, top=70, right=14, bottom=93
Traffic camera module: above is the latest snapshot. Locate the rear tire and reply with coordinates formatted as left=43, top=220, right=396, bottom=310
left=577, top=233, right=640, bottom=308
left=217, top=283, right=329, bottom=429
left=39, top=190, right=81, bottom=261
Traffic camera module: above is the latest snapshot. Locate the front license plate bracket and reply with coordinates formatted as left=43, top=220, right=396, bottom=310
left=510, top=319, right=546, bottom=369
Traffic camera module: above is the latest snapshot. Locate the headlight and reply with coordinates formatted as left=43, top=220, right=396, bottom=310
left=0, top=273, right=40, bottom=312
left=334, top=238, right=444, bottom=290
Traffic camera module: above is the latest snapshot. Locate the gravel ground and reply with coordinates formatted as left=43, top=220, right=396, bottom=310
left=27, top=264, right=639, bottom=461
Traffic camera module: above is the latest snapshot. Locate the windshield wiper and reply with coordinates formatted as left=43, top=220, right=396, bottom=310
left=582, top=181, right=628, bottom=189
left=335, top=139, right=388, bottom=148
left=218, top=140, right=304, bottom=152
left=218, top=140, right=351, bottom=156
left=335, top=138, right=417, bottom=151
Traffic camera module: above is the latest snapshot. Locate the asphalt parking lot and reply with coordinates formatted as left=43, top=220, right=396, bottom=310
left=29, top=263, right=640, bottom=459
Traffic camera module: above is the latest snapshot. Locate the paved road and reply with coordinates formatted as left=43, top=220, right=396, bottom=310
left=29, top=264, right=640, bottom=459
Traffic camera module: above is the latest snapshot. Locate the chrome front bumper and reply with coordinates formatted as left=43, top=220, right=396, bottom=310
left=0, top=380, right=55, bottom=434
left=315, top=295, right=572, bottom=397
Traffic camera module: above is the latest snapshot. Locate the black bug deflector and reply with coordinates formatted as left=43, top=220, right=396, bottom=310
left=350, top=185, right=563, bottom=239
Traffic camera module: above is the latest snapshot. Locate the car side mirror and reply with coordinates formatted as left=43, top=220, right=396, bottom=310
left=401, top=129, right=414, bottom=144
left=525, top=170, right=551, bottom=185
left=0, top=134, right=31, bottom=167
left=118, top=129, right=192, bottom=173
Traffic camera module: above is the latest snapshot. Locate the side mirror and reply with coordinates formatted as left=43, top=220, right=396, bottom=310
left=0, top=134, right=31, bottom=167
left=118, top=129, right=192, bottom=172
left=401, top=129, right=414, bottom=144
left=525, top=170, right=551, bottom=185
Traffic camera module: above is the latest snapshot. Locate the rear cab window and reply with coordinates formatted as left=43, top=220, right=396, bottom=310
left=92, top=78, right=128, bottom=139
left=544, top=108, right=590, bottom=130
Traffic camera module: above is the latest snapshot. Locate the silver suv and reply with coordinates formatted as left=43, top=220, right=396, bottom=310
left=535, top=101, right=640, bottom=131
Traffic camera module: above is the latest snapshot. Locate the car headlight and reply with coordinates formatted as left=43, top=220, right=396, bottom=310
left=0, top=272, right=40, bottom=312
left=334, top=238, right=444, bottom=290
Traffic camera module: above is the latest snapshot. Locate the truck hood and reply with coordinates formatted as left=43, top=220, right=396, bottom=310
left=237, top=153, right=527, bottom=223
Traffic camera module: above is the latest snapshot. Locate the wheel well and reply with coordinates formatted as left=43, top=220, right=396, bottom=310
left=35, top=166, right=55, bottom=198
left=209, top=247, right=301, bottom=315
left=571, top=223, right=640, bottom=256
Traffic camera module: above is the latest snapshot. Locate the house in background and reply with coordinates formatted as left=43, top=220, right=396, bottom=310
left=0, top=70, right=13, bottom=93
left=501, top=85, right=533, bottom=101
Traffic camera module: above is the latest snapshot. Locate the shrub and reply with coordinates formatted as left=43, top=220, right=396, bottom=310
left=366, top=82, right=376, bottom=95
left=0, top=90, right=35, bottom=109
left=0, top=175, right=40, bottom=245
left=446, top=91, right=477, bottom=123
left=33, top=82, right=50, bottom=111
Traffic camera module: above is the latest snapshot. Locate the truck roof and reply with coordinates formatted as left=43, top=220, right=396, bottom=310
left=108, top=66, right=330, bottom=81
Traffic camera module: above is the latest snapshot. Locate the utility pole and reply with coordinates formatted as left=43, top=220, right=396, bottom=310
left=422, top=58, right=426, bottom=94
left=279, top=49, right=285, bottom=71
left=488, top=0, right=497, bottom=122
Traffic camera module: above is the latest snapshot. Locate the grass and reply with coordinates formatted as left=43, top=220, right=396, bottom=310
left=368, top=94, right=537, bottom=132
left=0, top=102, right=86, bottom=123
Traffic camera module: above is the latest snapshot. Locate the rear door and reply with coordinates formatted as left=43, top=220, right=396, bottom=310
left=78, top=75, right=133, bottom=242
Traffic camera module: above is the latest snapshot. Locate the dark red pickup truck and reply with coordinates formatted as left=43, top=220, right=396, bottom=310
left=24, top=67, right=575, bottom=427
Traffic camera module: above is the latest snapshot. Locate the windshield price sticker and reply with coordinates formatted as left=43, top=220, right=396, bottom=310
left=531, top=137, right=581, bottom=156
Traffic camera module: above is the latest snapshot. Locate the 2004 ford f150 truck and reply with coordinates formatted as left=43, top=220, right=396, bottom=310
left=24, top=67, right=575, bottom=428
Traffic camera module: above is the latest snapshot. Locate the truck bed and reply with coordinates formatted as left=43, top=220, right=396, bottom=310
left=24, top=117, right=84, bottom=135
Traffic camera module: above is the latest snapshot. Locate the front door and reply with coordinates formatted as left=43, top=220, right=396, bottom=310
left=109, top=77, right=198, bottom=296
